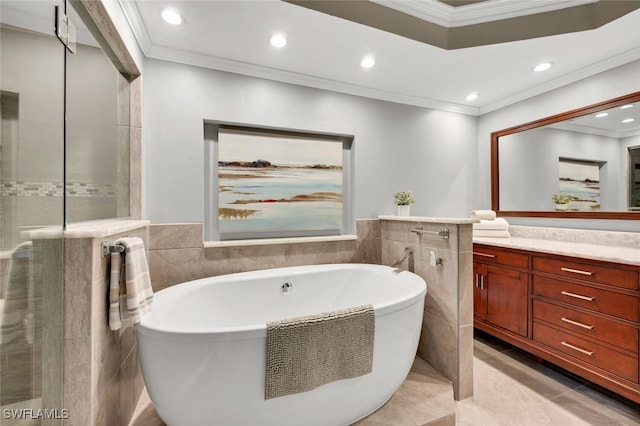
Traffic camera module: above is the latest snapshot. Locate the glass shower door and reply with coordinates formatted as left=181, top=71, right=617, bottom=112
left=1, top=0, right=65, bottom=422
left=2, top=1, right=131, bottom=421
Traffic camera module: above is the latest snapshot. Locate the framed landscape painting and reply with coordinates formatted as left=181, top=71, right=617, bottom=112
left=217, top=127, right=343, bottom=237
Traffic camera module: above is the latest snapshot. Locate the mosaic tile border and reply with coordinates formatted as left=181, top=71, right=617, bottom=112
left=1, top=181, right=116, bottom=198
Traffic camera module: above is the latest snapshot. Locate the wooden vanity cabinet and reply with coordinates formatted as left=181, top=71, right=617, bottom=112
left=473, top=243, right=640, bottom=404
left=473, top=246, right=528, bottom=337
left=531, top=254, right=640, bottom=386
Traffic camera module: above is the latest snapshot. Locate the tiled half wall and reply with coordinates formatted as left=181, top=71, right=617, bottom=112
left=57, top=224, right=149, bottom=426
left=379, top=218, right=474, bottom=400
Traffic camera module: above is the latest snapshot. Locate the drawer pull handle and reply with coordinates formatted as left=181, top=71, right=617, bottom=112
left=474, top=252, right=496, bottom=258
left=561, top=341, right=594, bottom=356
left=561, top=291, right=595, bottom=301
left=560, top=267, right=593, bottom=276
left=561, top=317, right=595, bottom=330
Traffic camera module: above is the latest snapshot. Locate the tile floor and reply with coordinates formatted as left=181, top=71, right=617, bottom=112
left=129, top=331, right=640, bottom=425
left=457, top=331, right=640, bottom=426
left=128, top=357, right=454, bottom=426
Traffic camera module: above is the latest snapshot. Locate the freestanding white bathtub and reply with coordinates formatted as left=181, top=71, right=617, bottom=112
left=136, top=263, right=426, bottom=426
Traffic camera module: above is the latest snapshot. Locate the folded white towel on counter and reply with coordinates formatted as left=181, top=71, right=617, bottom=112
left=473, top=217, right=509, bottom=231
left=473, top=229, right=511, bottom=238
left=470, top=210, right=497, bottom=220
left=109, top=237, right=154, bottom=331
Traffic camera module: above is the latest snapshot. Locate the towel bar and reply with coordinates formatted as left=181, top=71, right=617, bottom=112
left=410, top=227, right=449, bottom=240
left=101, top=242, right=125, bottom=257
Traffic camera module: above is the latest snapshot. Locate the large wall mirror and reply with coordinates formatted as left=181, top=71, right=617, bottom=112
left=491, top=91, right=640, bottom=219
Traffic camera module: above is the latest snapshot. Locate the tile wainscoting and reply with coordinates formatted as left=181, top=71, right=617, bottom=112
left=29, top=216, right=471, bottom=425
left=147, top=217, right=474, bottom=402
left=146, top=220, right=381, bottom=292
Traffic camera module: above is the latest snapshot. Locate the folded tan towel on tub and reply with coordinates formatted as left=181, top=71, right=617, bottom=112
left=265, top=304, right=375, bottom=400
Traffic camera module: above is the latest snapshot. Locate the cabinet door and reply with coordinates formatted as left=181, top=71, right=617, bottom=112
left=473, top=261, right=487, bottom=321
left=485, top=265, right=528, bottom=337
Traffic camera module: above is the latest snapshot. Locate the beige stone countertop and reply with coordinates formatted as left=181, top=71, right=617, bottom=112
left=22, top=219, right=150, bottom=240
left=473, top=236, right=640, bottom=267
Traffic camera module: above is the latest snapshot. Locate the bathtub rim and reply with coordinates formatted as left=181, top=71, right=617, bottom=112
left=136, top=263, right=426, bottom=341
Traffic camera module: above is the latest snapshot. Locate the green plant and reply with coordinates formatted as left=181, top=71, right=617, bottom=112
left=552, top=193, right=573, bottom=204
left=394, top=190, right=415, bottom=206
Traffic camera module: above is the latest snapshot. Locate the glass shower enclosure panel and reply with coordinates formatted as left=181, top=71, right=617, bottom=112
left=65, top=5, right=130, bottom=222
left=1, top=0, right=66, bottom=419
left=2, top=0, right=131, bottom=420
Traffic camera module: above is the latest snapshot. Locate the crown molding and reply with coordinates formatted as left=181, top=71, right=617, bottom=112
left=622, top=129, right=640, bottom=138
left=116, top=0, right=637, bottom=118
left=146, top=44, right=479, bottom=116
left=480, top=46, right=640, bottom=115
left=374, top=0, right=598, bottom=27
left=145, top=38, right=639, bottom=119
left=550, top=122, right=640, bottom=140
left=118, top=0, right=151, bottom=54
left=550, top=122, right=624, bottom=139
left=118, top=0, right=477, bottom=114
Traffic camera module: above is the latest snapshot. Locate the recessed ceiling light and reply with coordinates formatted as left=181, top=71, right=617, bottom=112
left=532, top=62, right=552, bottom=72
left=595, top=112, right=608, bottom=118
left=620, top=104, right=634, bottom=110
left=161, top=9, right=182, bottom=25
left=465, top=92, right=479, bottom=101
left=270, top=34, right=287, bottom=48
left=360, top=56, right=375, bottom=69
left=622, top=118, right=636, bottom=123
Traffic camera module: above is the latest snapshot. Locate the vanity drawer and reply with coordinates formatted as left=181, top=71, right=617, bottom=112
left=533, top=257, right=638, bottom=290
left=473, top=246, right=528, bottom=269
left=533, top=276, right=639, bottom=322
left=533, top=322, right=638, bottom=383
left=533, top=299, right=638, bottom=354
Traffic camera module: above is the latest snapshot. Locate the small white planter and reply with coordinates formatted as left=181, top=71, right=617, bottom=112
left=396, top=205, right=411, bottom=216
left=555, top=203, right=569, bottom=211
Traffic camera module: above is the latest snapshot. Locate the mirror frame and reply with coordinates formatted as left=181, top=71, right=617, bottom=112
left=491, top=90, right=640, bottom=220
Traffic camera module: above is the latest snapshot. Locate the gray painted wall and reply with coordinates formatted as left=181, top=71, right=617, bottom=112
left=142, top=58, right=478, bottom=226
left=142, top=55, right=640, bottom=232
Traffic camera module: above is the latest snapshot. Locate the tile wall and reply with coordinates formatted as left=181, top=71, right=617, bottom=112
left=379, top=218, right=474, bottom=400
left=53, top=224, right=148, bottom=426
left=52, top=216, right=470, bottom=425
left=146, top=220, right=381, bottom=291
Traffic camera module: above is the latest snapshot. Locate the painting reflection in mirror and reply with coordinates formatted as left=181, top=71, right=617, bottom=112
left=558, top=158, right=601, bottom=211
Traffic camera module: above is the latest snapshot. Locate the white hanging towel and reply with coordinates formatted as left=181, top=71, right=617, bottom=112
left=109, top=237, right=153, bottom=331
